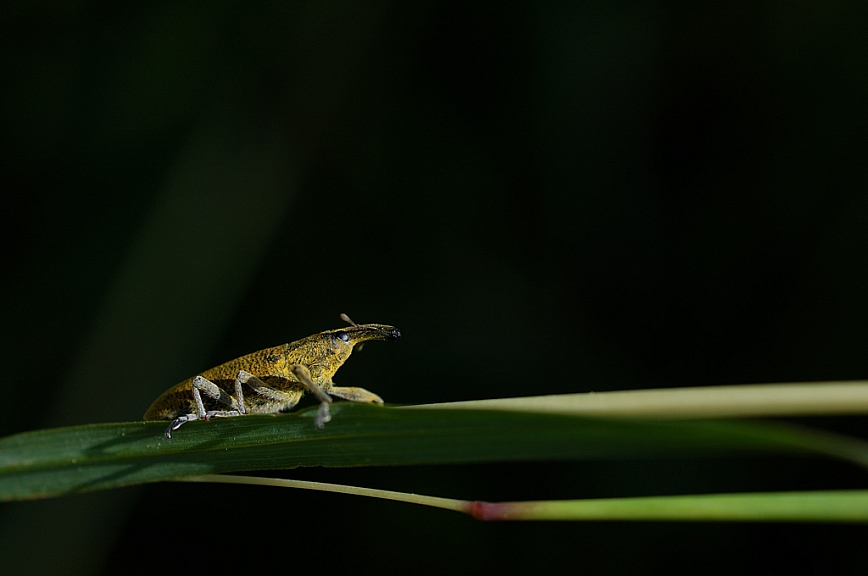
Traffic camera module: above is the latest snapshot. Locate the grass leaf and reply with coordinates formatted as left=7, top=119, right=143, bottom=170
left=179, top=475, right=868, bottom=523
left=1, top=389, right=868, bottom=501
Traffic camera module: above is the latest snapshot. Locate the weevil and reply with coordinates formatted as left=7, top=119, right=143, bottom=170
left=144, top=314, right=401, bottom=438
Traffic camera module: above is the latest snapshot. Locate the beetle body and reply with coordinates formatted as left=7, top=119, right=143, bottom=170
left=144, top=319, right=400, bottom=437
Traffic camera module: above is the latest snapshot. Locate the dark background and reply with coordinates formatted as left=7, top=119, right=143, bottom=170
left=2, top=0, right=867, bottom=574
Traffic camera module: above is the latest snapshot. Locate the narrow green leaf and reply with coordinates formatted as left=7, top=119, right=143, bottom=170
left=1, top=402, right=867, bottom=501
left=414, top=381, right=868, bottom=418
left=179, top=475, right=868, bottom=523
left=473, top=491, right=868, bottom=523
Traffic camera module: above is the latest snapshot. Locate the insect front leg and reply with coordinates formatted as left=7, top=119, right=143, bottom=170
left=290, top=364, right=333, bottom=429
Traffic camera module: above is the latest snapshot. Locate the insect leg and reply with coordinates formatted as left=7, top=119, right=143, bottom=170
left=192, top=376, right=241, bottom=418
left=327, top=385, right=384, bottom=405
left=290, top=364, right=333, bottom=429
left=236, top=370, right=302, bottom=407
left=164, top=376, right=220, bottom=438
left=165, top=374, right=248, bottom=438
left=233, top=371, right=248, bottom=415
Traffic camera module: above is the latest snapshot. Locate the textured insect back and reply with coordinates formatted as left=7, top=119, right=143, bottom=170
left=144, top=315, right=400, bottom=437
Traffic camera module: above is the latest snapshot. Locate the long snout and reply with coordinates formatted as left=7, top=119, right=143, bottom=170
left=351, top=324, right=401, bottom=343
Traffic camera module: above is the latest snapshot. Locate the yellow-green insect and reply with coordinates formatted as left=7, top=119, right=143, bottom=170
left=144, top=314, right=401, bottom=438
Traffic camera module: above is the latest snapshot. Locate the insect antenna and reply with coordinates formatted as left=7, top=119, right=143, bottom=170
left=340, top=313, right=365, bottom=351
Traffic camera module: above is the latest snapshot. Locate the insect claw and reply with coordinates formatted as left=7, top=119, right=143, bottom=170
left=165, top=416, right=189, bottom=439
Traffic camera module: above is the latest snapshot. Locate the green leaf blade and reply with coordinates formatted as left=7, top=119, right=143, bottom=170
left=1, top=403, right=867, bottom=501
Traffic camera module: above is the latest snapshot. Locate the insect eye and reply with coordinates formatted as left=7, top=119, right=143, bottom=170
left=335, top=331, right=350, bottom=343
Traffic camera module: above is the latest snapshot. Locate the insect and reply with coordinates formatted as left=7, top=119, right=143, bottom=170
left=144, top=314, right=401, bottom=438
